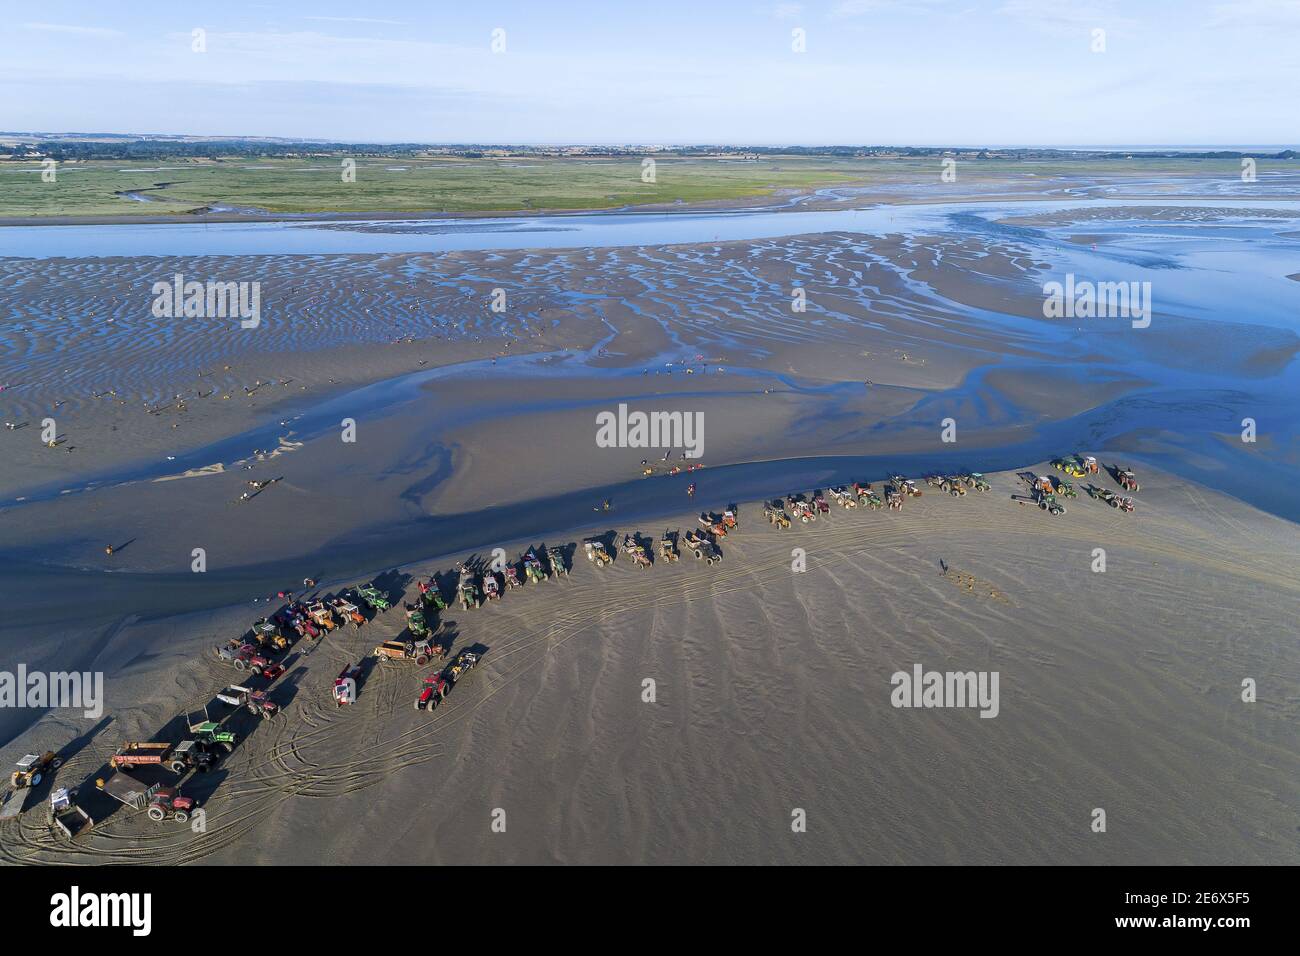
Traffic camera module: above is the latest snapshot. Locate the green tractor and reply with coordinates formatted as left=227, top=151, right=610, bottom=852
left=187, top=712, right=238, bottom=753
left=1038, top=493, right=1066, bottom=516
left=420, top=583, right=447, bottom=612
left=354, top=584, right=391, bottom=613
left=405, top=605, right=431, bottom=639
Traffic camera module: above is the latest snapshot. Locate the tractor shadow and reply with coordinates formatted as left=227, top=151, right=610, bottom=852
left=589, top=529, right=620, bottom=563
left=628, top=531, right=655, bottom=566
left=537, top=541, right=576, bottom=576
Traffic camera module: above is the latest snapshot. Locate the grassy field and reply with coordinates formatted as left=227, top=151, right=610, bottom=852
left=0, top=155, right=1278, bottom=218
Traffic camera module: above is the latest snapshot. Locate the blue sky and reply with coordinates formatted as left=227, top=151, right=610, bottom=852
left=2, top=0, right=1297, bottom=145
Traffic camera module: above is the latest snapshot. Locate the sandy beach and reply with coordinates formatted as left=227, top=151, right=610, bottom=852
left=2, top=461, right=1296, bottom=865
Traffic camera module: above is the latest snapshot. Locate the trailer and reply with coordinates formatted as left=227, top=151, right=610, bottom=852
left=109, top=742, right=173, bottom=771
left=374, top=638, right=443, bottom=667
left=48, top=787, right=93, bottom=839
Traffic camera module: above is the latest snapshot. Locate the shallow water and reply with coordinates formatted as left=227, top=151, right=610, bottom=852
left=2, top=197, right=1298, bottom=523
left=1, top=196, right=1298, bottom=257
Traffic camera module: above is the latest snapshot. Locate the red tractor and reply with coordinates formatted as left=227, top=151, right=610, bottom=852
left=97, top=772, right=197, bottom=823
left=216, top=641, right=277, bottom=676
left=415, top=674, right=449, bottom=712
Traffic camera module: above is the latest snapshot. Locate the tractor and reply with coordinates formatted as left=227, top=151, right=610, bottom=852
left=11, top=751, right=61, bottom=790
left=405, top=604, right=432, bottom=639
left=546, top=546, right=569, bottom=578
left=168, top=739, right=219, bottom=774
left=216, top=641, right=277, bottom=675
left=457, top=566, right=481, bottom=610
left=659, top=531, right=680, bottom=563
left=764, top=504, right=791, bottom=528
left=415, top=673, right=449, bottom=712
left=334, top=663, right=363, bottom=706
left=523, top=549, right=547, bottom=583
left=97, top=772, right=197, bottom=823
left=187, top=711, right=238, bottom=752
left=684, top=530, right=720, bottom=565
left=246, top=617, right=290, bottom=651
left=420, top=580, right=448, bottom=611
left=354, top=584, right=392, bottom=613
left=217, top=684, right=279, bottom=719
left=444, top=651, right=480, bottom=686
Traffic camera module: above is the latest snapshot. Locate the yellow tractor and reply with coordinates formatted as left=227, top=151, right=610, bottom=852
left=12, top=751, right=62, bottom=789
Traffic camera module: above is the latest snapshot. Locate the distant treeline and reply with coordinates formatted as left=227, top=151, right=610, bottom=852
left=5, top=138, right=1297, bottom=162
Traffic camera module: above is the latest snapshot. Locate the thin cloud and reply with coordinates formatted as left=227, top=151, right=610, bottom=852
left=22, top=22, right=125, bottom=38
left=1209, top=0, right=1300, bottom=27
left=831, top=0, right=951, bottom=18
left=303, top=16, right=408, bottom=26
left=997, top=0, right=1137, bottom=35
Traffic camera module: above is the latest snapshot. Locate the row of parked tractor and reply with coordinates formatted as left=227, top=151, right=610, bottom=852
left=8, top=695, right=263, bottom=837
left=758, top=474, right=988, bottom=526
left=14, top=459, right=1146, bottom=839
left=1027, top=455, right=1141, bottom=515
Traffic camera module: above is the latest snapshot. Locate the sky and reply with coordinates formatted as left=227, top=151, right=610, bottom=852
left=2, top=0, right=1297, bottom=146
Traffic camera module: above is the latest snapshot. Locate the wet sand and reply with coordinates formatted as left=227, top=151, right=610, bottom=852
left=2, top=463, right=1296, bottom=865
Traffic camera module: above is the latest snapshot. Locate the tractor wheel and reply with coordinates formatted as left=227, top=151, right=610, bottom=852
left=415, top=654, right=429, bottom=666
left=51, top=757, right=63, bottom=769
left=170, top=761, right=186, bottom=773
left=234, top=659, right=247, bottom=671
left=147, top=806, right=164, bottom=821
left=221, top=741, right=234, bottom=753
left=174, top=810, right=189, bottom=823
left=29, top=772, right=41, bottom=788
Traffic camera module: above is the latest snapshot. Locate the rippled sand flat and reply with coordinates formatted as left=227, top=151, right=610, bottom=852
left=2, top=464, right=1295, bottom=865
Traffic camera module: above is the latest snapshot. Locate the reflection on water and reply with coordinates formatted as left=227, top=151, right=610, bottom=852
left=2, top=197, right=1298, bottom=523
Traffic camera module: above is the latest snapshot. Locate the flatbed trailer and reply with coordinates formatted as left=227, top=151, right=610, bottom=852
left=109, top=742, right=173, bottom=770
left=97, top=771, right=160, bottom=811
